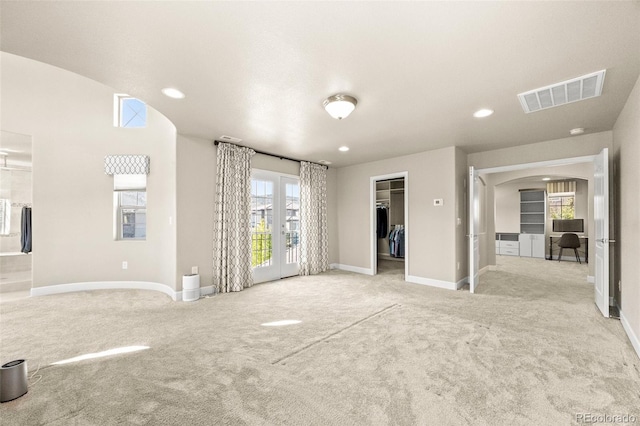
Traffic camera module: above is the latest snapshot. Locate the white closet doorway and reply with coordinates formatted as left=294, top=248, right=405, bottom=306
left=251, top=169, right=300, bottom=283
left=370, top=172, right=409, bottom=278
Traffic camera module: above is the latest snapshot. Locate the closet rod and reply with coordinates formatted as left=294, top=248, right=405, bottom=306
left=213, top=140, right=327, bottom=168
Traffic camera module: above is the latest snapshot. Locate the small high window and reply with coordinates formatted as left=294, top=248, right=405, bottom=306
left=114, top=95, right=147, bottom=128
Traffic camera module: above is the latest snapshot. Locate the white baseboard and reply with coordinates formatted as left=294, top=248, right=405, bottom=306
left=587, top=275, right=595, bottom=284
left=620, top=310, right=640, bottom=360
left=200, top=285, right=215, bottom=296
left=174, top=285, right=216, bottom=302
left=406, top=275, right=457, bottom=291
left=329, top=263, right=374, bottom=276
left=456, top=276, right=468, bottom=290
left=479, top=265, right=496, bottom=275
left=30, top=281, right=178, bottom=301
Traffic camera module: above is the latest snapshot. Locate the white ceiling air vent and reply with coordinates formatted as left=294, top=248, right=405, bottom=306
left=517, top=70, right=606, bottom=113
left=219, top=135, right=242, bottom=143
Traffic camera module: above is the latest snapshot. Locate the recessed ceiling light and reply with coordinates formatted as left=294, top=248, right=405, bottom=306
left=338, top=146, right=349, bottom=152
left=318, top=160, right=332, bottom=165
left=161, top=87, right=185, bottom=99
left=542, top=177, right=551, bottom=181
left=473, top=109, right=494, bottom=118
left=570, top=127, right=585, bottom=136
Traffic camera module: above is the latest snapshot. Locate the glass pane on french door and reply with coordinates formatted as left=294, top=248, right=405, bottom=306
left=251, top=179, right=274, bottom=269
left=281, top=179, right=300, bottom=277
left=251, top=171, right=299, bottom=283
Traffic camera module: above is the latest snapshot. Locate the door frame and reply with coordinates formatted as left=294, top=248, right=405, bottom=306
left=370, top=172, right=409, bottom=278
left=251, top=168, right=300, bottom=284
left=468, top=153, right=612, bottom=317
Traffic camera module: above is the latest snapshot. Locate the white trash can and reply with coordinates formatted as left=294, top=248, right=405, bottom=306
left=0, top=359, right=28, bottom=403
left=182, top=274, right=200, bottom=302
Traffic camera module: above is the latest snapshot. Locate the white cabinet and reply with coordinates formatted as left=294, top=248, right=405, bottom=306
left=519, top=234, right=545, bottom=258
left=496, top=233, right=520, bottom=256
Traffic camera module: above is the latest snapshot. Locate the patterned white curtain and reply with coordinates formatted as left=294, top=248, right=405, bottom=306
left=299, top=161, right=329, bottom=275
left=213, top=143, right=255, bottom=293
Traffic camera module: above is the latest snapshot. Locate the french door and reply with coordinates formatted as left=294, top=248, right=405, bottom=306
left=251, top=170, right=300, bottom=283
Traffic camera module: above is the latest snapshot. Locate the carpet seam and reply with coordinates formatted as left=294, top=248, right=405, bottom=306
left=272, top=303, right=401, bottom=365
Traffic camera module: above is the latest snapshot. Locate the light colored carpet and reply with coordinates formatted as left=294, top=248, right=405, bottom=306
left=1, top=257, right=638, bottom=425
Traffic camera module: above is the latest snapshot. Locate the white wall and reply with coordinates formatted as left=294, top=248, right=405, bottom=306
left=176, top=135, right=216, bottom=289
left=495, top=182, right=545, bottom=234
left=613, top=74, right=640, bottom=358
left=495, top=179, right=588, bottom=235
left=336, top=146, right=460, bottom=286
left=1, top=53, right=178, bottom=290
left=483, top=163, right=594, bottom=276
left=469, top=133, right=610, bottom=275
left=1, top=53, right=340, bottom=295
left=175, top=141, right=340, bottom=290
left=468, top=132, right=612, bottom=170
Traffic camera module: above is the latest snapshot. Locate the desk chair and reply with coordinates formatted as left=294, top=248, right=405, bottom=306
left=557, top=233, right=581, bottom=264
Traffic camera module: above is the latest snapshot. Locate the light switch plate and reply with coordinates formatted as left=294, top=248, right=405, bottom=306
left=192, top=266, right=198, bottom=275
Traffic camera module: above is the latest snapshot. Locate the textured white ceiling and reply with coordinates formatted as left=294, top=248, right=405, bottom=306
left=1, top=1, right=639, bottom=167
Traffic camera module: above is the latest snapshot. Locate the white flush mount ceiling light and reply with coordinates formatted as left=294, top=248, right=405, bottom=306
left=338, top=146, right=350, bottom=152
left=323, top=94, right=357, bottom=119
left=542, top=177, right=551, bottom=181
left=473, top=108, right=494, bottom=118
left=570, top=128, right=585, bottom=136
left=161, top=87, right=185, bottom=99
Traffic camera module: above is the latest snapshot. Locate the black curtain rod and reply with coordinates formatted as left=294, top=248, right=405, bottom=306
left=213, top=140, right=327, bottom=168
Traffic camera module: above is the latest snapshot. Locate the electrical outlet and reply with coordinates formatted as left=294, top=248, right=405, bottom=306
left=434, top=199, right=443, bottom=206
left=122, top=261, right=128, bottom=270
left=191, top=266, right=198, bottom=275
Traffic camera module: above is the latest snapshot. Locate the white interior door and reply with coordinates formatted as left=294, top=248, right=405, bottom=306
left=251, top=170, right=300, bottom=284
left=469, top=166, right=479, bottom=293
left=594, top=148, right=609, bottom=317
